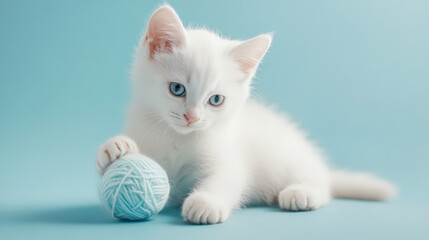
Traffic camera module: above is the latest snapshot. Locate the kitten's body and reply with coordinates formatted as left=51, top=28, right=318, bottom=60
left=125, top=98, right=330, bottom=207
left=96, top=5, right=396, bottom=224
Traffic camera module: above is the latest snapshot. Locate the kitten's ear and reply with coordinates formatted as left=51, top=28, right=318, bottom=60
left=230, top=34, right=272, bottom=76
left=143, top=5, right=186, bottom=58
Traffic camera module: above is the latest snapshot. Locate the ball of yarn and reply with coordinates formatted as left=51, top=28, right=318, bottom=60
left=99, top=154, right=170, bottom=220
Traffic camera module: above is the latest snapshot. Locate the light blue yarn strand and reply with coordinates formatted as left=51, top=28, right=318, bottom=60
left=111, top=168, right=133, bottom=219
left=100, top=154, right=170, bottom=220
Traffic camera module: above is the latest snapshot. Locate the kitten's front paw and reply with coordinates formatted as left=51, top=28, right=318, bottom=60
left=182, top=192, right=230, bottom=225
left=96, top=135, right=139, bottom=175
left=278, top=184, right=321, bottom=211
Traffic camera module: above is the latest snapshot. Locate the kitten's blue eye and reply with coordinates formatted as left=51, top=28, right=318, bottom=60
left=208, top=94, right=225, bottom=106
left=169, top=82, right=186, bottom=97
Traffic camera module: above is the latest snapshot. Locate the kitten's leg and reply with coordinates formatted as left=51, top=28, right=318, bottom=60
left=278, top=183, right=330, bottom=211
left=95, top=135, right=139, bottom=175
left=181, top=162, right=245, bottom=224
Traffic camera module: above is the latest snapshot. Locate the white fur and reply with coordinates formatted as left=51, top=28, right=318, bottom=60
left=96, top=5, right=396, bottom=224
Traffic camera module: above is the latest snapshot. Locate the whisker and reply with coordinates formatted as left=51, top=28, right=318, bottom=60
left=169, top=113, right=182, bottom=119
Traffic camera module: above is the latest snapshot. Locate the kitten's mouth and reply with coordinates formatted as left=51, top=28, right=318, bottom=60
left=167, top=119, right=196, bottom=134
left=167, top=112, right=209, bottom=134
left=170, top=120, right=208, bottom=134
left=173, top=123, right=197, bottom=134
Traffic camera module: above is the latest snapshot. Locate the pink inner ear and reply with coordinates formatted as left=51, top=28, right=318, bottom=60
left=230, top=35, right=272, bottom=75
left=234, top=53, right=265, bottom=75
left=146, top=34, right=176, bottom=57
left=144, top=6, right=186, bottom=58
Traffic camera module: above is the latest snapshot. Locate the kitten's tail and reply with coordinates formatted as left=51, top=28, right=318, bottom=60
left=330, top=170, right=397, bottom=201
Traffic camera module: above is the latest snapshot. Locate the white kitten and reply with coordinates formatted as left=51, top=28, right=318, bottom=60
left=96, top=5, right=396, bottom=224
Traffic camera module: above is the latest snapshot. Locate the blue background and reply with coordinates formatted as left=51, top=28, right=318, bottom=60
left=1, top=0, right=428, bottom=239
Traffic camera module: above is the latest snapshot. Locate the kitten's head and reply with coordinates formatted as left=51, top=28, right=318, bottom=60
left=131, top=5, right=271, bottom=134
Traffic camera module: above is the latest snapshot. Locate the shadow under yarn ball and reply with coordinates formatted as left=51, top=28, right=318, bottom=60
left=99, top=154, right=170, bottom=220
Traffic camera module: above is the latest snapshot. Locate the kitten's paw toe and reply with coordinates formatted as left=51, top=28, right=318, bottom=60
left=278, top=185, right=320, bottom=211
left=96, top=135, right=139, bottom=175
left=182, top=193, right=230, bottom=225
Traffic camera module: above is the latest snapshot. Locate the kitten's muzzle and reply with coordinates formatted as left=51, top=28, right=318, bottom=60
left=184, top=113, right=200, bottom=126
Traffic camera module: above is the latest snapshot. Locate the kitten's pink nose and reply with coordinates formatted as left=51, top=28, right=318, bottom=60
left=184, top=113, right=200, bottom=125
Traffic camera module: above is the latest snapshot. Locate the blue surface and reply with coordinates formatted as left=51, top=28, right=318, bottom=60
left=0, top=0, right=428, bottom=239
